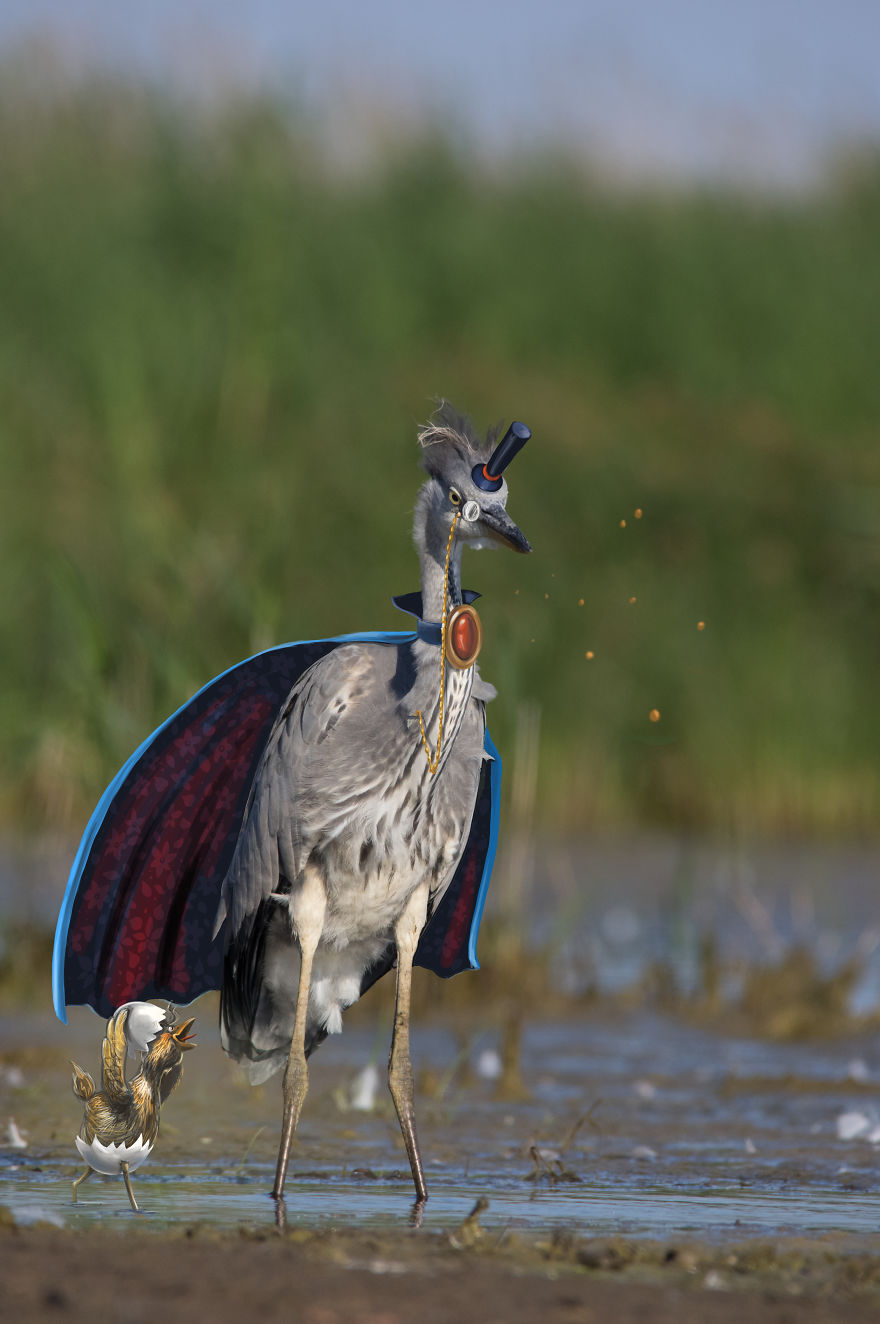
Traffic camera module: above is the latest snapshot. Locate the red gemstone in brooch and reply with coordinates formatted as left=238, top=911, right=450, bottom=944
left=445, top=603, right=482, bottom=670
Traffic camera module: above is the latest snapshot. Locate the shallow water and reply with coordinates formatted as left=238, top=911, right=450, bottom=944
left=8, top=1173, right=880, bottom=1239
left=4, top=833, right=880, bottom=1243
left=3, top=1002, right=880, bottom=1241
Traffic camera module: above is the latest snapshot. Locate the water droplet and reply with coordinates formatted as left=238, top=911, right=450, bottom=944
left=585, top=650, right=594, bottom=660
left=634, top=508, right=643, bottom=519
left=649, top=709, right=661, bottom=722
left=697, top=620, right=706, bottom=631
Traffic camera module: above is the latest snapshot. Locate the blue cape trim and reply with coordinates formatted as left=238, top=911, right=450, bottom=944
left=468, top=730, right=501, bottom=969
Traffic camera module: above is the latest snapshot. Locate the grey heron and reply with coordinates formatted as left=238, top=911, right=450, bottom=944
left=215, top=405, right=532, bottom=1207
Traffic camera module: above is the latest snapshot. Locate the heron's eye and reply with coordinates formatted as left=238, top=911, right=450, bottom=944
left=449, top=488, right=462, bottom=506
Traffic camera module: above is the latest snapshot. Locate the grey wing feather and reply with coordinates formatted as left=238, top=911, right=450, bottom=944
left=216, top=644, right=385, bottom=938
left=218, top=637, right=487, bottom=1079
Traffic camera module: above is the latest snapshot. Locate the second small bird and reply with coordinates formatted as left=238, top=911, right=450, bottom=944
left=71, top=1002, right=196, bottom=1212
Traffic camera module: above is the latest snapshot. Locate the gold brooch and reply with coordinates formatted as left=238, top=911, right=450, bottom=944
left=445, top=603, right=482, bottom=670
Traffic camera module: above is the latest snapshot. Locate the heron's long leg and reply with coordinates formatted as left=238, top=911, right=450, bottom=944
left=272, top=869, right=326, bottom=1203
left=388, top=881, right=430, bottom=1204
left=120, top=1161, right=139, bottom=1212
left=72, top=1166, right=92, bottom=1202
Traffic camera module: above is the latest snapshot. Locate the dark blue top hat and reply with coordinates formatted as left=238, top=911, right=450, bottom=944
left=471, top=421, right=531, bottom=492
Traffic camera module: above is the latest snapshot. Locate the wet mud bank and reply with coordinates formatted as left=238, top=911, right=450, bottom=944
left=5, top=1221, right=880, bottom=1324
left=4, top=1000, right=880, bottom=1319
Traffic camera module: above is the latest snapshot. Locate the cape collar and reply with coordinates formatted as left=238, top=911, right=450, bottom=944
left=391, top=590, right=481, bottom=646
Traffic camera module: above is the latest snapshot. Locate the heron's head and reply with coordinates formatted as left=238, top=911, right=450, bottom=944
left=416, top=403, right=532, bottom=556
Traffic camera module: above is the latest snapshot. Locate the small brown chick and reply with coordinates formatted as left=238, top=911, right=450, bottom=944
left=71, top=1003, right=196, bottom=1211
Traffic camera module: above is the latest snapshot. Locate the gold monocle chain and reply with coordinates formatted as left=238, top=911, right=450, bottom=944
left=416, top=510, right=461, bottom=775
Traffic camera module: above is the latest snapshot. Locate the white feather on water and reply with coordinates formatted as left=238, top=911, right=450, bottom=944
left=348, top=1064, right=381, bottom=1112
left=836, top=1110, right=880, bottom=1144
left=6, top=1118, right=27, bottom=1149
left=476, top=1048, right=502, bottom=1081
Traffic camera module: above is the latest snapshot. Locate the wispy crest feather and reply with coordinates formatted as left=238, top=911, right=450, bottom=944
left=417, top=401, right=502, bottom=474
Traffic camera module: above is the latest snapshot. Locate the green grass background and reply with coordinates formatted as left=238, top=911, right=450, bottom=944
left=2, top=79, right=879, bottom=837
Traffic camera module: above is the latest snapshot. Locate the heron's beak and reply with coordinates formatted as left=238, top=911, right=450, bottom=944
left=478, top=503, right=532, bottom=554
left=171, top=1018, right=197, bottom=1050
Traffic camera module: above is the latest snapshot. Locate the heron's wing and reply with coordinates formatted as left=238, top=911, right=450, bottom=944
left=218, top=645, right=389, bottom=935
left=53, top=632, right=413, bottom=1021
left=218, top=644, right=403, bottom=1067
left=223, top=646, right=503, bottom=978
left=100, top=1009, right=131, bottom=1103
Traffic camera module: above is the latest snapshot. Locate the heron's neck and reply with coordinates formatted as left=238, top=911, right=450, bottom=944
left=419, top=536, right=463, bottom=622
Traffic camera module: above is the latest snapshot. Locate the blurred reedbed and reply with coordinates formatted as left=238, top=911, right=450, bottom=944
left=2, top=72, right=880, bottom=837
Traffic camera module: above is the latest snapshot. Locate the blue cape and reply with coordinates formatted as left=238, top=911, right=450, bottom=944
left=52, top=626, right=501, bottom=1022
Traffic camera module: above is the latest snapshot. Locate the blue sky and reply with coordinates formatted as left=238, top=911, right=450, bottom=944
left=3, top=1, right=880, bottom=187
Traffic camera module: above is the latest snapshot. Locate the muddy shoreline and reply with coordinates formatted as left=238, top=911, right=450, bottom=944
left=5, top=1221, right=880, bottom=1324
left=5, top=998, right=880, bottom=1320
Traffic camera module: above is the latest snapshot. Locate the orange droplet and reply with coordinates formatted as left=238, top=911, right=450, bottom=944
left=619, top=519, right=627, bottom=528
left=628, top=596, right=637, bottom=605
left=530, top=637, right=535, bottom=643
left=649, top=709, right=661, bottom=723
left=585, top=650, right=594, bottom=660
left=578, top=598, right=585, bottom=607
left=697, top=620, right=706, bottom=631
left=544, top=592, right=550, bottom=600
left=634, top=508, right=643, bottom=519
left=514, top=588, right=519, bottom=595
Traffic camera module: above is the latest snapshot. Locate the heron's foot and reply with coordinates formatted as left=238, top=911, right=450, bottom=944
left=389, top=1059, right=428, bottom=1204
left=272, top=1051, right=309, bottom=1201
left=409, top=1195, right=427, bottom=1229
left=273, top=1193, right=288, bottom=1231
left=388, top=881, right=430, bottom=1204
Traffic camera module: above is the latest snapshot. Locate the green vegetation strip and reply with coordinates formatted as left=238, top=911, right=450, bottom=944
left=2, top=78, right=880, bottom=834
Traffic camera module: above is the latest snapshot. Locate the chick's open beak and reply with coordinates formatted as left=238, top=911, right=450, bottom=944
left=171, top=1017, right=197, bottom=1050
left=479, top=503, right=532, bottom=554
